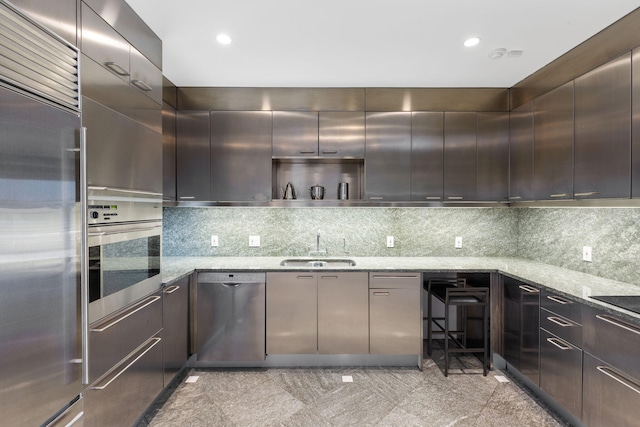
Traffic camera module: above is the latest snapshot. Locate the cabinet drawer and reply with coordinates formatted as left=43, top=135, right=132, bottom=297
left=84, top=335, right=163, bottom=427
left=369, top=272, right=420, bottom=289
left=89, top=292, right=162, bottom=383
left=540, top=308, right=582, bottom=347
left=541, top=290, right=582, bottom=324
left=583, top=304, right=640, bottom=380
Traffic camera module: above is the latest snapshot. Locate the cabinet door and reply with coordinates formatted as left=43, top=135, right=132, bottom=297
left=176, top=111, right=210, bottom=201
left=444, top=112, right=477, bottom=201
left=272, top=111, right=318, bottom=157
left=574, top=52, right=631, bottom=199
left=509, top=102, right=534, bottom=201
left=503, top=278, right=540, bottom=386
left=130, top=46, right=163, bottom=105
left=477, top=112, right=509, bottom=201
left=319, top=112, right=365, bottom=157
left=266, top=273, right=317, bottom=354
left=162, top=102, right=176, bottom=201
left=162, top=278, right=189, bottom=386
left=318, top=273, right=369, bottom=354
left=411, top=112, right=444, bottom=201
left=539, top=329, right=582, bottom=420
left=365, top=112, right=411, bottom=201
left=11, top=0, right=77, bottom=45
left=533, top=81, right=574, bottom=200
left=211, top=111, right=272, bottom=201
left=370, top=287, right=421, bottom=354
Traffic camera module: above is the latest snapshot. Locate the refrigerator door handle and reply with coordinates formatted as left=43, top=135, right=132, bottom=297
left=80, top=127, right=90, bottom=385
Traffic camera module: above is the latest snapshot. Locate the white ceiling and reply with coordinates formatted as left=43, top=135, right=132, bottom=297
left=126, top=0, right=640, bottom=88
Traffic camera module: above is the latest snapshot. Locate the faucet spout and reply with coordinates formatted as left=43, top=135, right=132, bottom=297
left=308, top=228, right=327, bottom=257
left=316, top=228, right=321, bottom=252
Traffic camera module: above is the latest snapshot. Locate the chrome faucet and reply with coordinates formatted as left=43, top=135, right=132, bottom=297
left=308, top=228, right=328, bottom=256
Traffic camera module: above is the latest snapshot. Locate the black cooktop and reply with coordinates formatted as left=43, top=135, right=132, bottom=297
left=591, top=295, right=640, bottom=315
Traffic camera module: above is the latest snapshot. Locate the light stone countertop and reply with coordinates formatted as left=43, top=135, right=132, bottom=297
left=162, top=256, right=640, bottom=321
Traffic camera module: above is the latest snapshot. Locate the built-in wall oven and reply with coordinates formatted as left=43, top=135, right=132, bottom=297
left=87, top=188, right=162, bottom=324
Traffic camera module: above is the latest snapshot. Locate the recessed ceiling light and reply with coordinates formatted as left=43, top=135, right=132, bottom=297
left=216, top=34, right=232, bottom=45
left=463, top=37, right=481, bottom=47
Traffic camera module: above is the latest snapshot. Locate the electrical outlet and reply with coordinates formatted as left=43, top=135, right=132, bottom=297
left=211, top=235, right=219, bottom=247
left=455, top=236, right=463, bottom=249
left=583, top=246, right=592, bottom=262
left=249, top=235, right=261, bottom=247
left=386, top=236, right=394, bottom=248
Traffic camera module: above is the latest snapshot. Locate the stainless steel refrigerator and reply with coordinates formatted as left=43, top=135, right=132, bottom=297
left=0, top=1, right=84, bottom=425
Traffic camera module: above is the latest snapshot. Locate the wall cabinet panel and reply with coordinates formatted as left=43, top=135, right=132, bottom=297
left=411, top=112, right=444, bottom=201
left=509, top=102, right=534, bottom=201
left=176, top=111, right=210, bottom=201
left=477, top=112, right=509, bottom=201
left=444, top=112, right=477, bottom=201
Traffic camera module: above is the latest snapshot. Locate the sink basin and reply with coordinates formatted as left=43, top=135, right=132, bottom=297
left=279, top=258, right=356, bottom=267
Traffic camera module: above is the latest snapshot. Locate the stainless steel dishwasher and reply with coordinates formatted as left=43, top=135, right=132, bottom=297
left=196, top=272, right=266, bottom=361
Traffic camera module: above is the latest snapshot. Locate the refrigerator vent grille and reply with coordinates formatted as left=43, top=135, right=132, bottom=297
left=0, top=1, right=79, bottom=112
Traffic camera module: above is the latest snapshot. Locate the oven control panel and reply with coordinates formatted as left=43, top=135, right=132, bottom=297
left=87, top=198, right=161, bottom=225
left=88, top=204, right=119, bottom=222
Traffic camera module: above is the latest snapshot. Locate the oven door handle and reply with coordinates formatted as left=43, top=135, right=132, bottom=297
left=88, top=225, right=161, bottom=237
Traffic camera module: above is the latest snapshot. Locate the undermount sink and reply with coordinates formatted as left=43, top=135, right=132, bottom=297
left=279, top=258, right=357, bottom=267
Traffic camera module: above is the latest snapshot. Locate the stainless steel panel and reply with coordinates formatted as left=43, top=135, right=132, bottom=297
left=177, top=87, right=365, bottom=111
left=9, top=0, right=77, bottom=45
left=163, top=278, right=188, bottom=385
left=574, top=52, right=631, bottom=199
left=540, top=308, right=582, bottom=347
left=369, top=286, right=421, bottom=354
left=266, top=272, right=317, bottom=354
left=632, top=47, right=640, bottom=198
left=176, top=110, right=210, bottom=201
left=539, top=329, right=583, bottom=420
left=272, top=111, right=318, bottom=157
left=211, top=111, right=272, bottom=201
left=130, top=45, right=162, bottom=105
left=0, top=85, right=82, bottom=427
left=82, top=0, right=162, bottom=68
left=80, top=2, right=129, bottom=84
left=162, top=102, right=177, bottom=201
left=196, top=273, right=265, bottom=362
left=318, top=273, right=369, bottom=354
left=503, top=278, right=539, bottom=386
left=365, top=112, right=411, bottom=201
left=583, top=304, right=640, bottom=380
left=533, top=81, right=574, bottom=200
left=411, top=112, right=444, bottom=201
left=163, top=76, right=177, bottom=108
left=319, top=112, right=365, bottom=158
left=477, top=112, right=509, bottom=201
left=583, top=352, right=640, bottom=427
left=88, top=291, right=162, bottom=383
left=444, top=112, right=477, bottom=201
left=365, top=88, right=509, bottom=112
left=540, top=290, right=582, bottom=325
left=47, top=397, right=83, bottom=427
left=0, top=1, right=78, bottom=110
left=511, top=8, right=640, bottom=109
left=509, top=102, right=534, bottom=201
left=369, top=273, right=421, bottom=289
left=81, top=54, right=162, bottom=133
left=83, top=96, right=162, bottom=193
left=84, top=335, right=163, bottom=427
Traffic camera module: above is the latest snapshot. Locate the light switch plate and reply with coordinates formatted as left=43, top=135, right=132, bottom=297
left=455, top=236, right=463, bottom=249
left=211, top=235, right=219, bottom=247
left=386, top=236, right=394, bottom=248
left=249, top=235, right=261, bottom=247
left=583, top=246, right=592, bottom=262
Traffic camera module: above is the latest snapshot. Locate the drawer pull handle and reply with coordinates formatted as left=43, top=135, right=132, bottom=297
left=373, top=292, right=390, bottom=296
left=547, top=316, right=574, bottom=328
left=163, top=285, right=180, bottom=294
left=547, top=337, right=572, bottom=350
left=596, top=314, right=640, bottom=336
left=550, top=193, right=569, bottom=198
left=518, top=285, right=539, bottom=293
left=91, top=337, right=161, bottom=390
left=509, top=196, right=522, bottom=200
left=104, top=61, right=130, bottom=76
left=574, top=191, right=599, bottom=197
left=597, top=366, right=640, bottom=395
left=447, top=196, right=463, bottom=200
left=131, top=79, right=153, bottom=92
left=299, top=150, right=316, bottom=154
left=426, top=196, right=442, bottom=200
left=296, top=275, right=315, bottom=279
left=179, top=196, right=196, bottom=200
left=369, top=196, right=384, bottom=200
left=90, top=296, right=160, bottom=332
left=320, top=276, right=338, bottom=280
left=321, top=150, right=338, bottom=154
left=547, top=295, right=570, bottom=304
left=372, top=275, right=418, bottom=279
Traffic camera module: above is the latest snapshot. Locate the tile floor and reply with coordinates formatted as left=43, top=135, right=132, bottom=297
left=143, top=348, right=568, bottom=427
